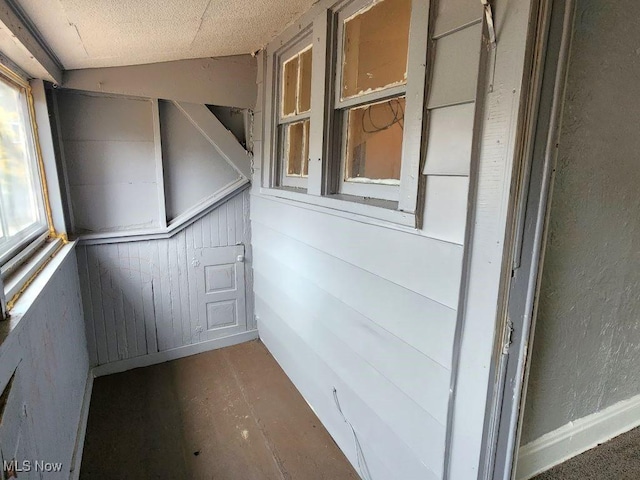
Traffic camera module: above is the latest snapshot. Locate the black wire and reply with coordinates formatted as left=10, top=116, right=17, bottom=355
left=360, top=98, right=405, bottom=134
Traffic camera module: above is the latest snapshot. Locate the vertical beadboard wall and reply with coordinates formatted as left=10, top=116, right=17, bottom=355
left=251, top=1, right=483, bottom=479
left=77, top=189, right=254, bottom=368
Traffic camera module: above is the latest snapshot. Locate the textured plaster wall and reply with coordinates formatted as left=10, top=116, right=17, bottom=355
left=521, top=0, right=640, bottom=444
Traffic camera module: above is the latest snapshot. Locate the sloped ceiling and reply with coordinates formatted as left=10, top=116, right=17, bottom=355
left=15, top=0, right=315, bottom=70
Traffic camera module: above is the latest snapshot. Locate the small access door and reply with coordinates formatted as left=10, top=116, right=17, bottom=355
left=191, top=244, right=247, bottom=341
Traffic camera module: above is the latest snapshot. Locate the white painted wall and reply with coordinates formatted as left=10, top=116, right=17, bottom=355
left=0, top=247, right=89, bottom=478
left=251, top=1, right=491, bottom=477
left=522, top=0, right=640, bottom=445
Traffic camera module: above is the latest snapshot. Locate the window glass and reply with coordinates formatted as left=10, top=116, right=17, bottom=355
left=282, top=56, right=299, bottom=116
left=281, top=46, right=313, bottom=117
left=284, top=119, right=310, bottom=177
left=342, top=0, right=412, bottom=99
left=298, top=48, right=313, bottom=114
left=0, top=77, right=47, bottom=263
left=279, top=44, right=312, bottom=185
left=344, top=97, right=405, bottom=182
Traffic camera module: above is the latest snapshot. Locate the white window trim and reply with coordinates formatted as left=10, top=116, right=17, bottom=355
left=261, top=0, right=431, bottom=228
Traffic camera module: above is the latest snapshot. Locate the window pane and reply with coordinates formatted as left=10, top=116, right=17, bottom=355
left=284, top=119, right=310, bottom=177
left=298, top=47, right=313, bottom=114
left=344, top=97, right=405, bottom=182
left=0, top=79, right=43, bottom=239
left=342, top=0, right=412, bottom=99
left=282, top=55, right=299, bottom=116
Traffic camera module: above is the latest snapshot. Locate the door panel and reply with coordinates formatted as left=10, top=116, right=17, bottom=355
left=192, top=244, right=247, bottom=341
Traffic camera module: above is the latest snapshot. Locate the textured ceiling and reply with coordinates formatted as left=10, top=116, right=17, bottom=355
left=16, top=0, right=315, bottom=70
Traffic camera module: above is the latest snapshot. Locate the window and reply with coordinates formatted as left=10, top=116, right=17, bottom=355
left=278, top=44, right=312, bottom=189
left=337, top=0, right=411, bottom=201
left=264, top=0, right=429, bottom=223
left=0, top=72, right=48, bottom=269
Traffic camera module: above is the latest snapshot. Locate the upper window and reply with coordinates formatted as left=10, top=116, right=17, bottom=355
left=337, top=0, right=411, bottom=201
left=0, top=72, right=48, bottom=268
left=278, top=44, right=313, bottom=189
left=265, top=0, right=428, bottom=221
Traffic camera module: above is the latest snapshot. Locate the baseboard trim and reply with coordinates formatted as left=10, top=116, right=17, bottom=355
left=92, top=330, right=259, bottom=377
left=516, top=393, right=640, bottom=479
left=69, top=370, right=94, bottom=480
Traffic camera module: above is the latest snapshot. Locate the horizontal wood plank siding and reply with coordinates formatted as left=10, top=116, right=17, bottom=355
left=251, top=0, right=486, bottom=475
left=77, top=190, right=253, bottom=366
left=251, top=196, right=464, bottom=309
left=257, top=299, right=441, bottom=480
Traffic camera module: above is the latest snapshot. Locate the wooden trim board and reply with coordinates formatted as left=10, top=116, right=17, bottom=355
left=69, top=371, right=93, bottom=480
left=92, top=330, right=259, bottom=377
left=516, top=394, right=640, bottom=479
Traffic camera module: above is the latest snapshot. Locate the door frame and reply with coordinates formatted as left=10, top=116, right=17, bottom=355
left=479, top=1, right=576, bottom=479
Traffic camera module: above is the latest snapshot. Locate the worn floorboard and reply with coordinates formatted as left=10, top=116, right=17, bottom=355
left=80, top=340, right=359, bottom=479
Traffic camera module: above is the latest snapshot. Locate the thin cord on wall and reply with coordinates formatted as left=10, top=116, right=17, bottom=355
left=332, top=387, right=373, bottom=480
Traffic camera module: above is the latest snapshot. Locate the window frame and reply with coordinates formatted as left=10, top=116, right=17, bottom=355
left=261, top=0, right=430, bottom=227
left=333, top=0, right=409, bottom=202
left=276, top=35, right=313, bottom=190
left=0, top=63, right=59, bottom=312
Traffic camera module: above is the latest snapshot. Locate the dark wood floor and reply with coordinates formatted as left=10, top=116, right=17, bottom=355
left=80, top=340, right=358, bottom=479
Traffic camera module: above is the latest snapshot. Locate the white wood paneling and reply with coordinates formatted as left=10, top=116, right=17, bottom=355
left=253, top=244, right=450, bottom=422
left=255, top=274, right=446, bottom=476
left=77, top=190, right=253, bottom=366
left=257, top=300, right=440, bottom=480
left=249, top=0, right=517, bottom=478
left=251, top=222, right=456, bottom=368
left=432, top=0, right=483, bottom=38
left=251, top=195, right=464, bottom=309
left=447, top=0, right=537, bottom=476
left=251, top=172, right=463, bottom=479
left=428, top=22, right=483, bottom=109
left=422, top=176, right=470, bottom=245
left=424, top=102, right=476, bottom=176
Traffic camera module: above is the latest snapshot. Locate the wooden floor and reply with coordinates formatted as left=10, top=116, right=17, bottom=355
left=80, top=340, right=359, bottom=479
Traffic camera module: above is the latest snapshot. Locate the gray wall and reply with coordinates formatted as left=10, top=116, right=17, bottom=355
left=522, top=0, right=640, bottom=444
left=159, top=101, right=240, bottom=221
left=0, top=248, right=89, bottom=477
left=57, top=91, right=161, bottom=233
left=77, top=189, right=253, bottom=367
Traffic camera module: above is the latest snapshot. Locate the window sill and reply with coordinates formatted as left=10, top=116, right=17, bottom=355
left=1, top=241, right=75, bottom=347
left=257, top=186, right=418, bottom=230
left=4, top=237, right=65, bottom=304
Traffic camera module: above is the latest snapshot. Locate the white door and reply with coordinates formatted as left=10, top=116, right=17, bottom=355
left=191, top=244, right=247, bottom=341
